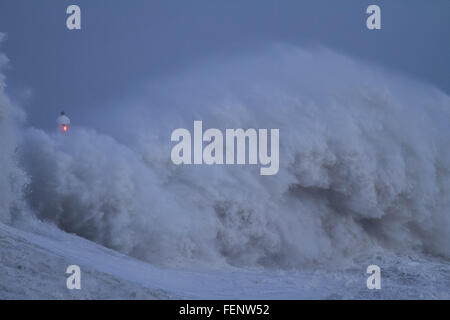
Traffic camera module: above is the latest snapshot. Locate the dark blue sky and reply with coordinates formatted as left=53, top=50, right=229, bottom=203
left=0, top=0, right=449, bottom=130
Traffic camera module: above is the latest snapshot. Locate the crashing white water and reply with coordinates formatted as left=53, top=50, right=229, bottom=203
left=18, top=46, right=450, bottom=267
left=0, top=37, right=28, bottom=225
left=1, top=39, right=450, bottom=298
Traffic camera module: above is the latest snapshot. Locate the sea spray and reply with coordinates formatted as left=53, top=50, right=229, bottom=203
left=14, top=46, right=450, bottom=268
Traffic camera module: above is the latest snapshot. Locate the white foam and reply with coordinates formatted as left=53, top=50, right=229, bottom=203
left=3, top=45, right=450, bottom=269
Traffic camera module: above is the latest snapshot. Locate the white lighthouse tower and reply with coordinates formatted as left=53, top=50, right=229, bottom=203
left=56, top=111, right=71, bottom=134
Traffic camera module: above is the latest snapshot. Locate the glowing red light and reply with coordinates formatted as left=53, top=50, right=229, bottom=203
left=62, top=125, right=68, bottom=132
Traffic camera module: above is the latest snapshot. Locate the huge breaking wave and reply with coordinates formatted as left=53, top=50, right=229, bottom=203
left=1, top=42, right=450, bottom=269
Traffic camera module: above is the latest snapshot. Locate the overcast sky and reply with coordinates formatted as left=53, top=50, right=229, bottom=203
left=0, top=0, right=449, bottom=131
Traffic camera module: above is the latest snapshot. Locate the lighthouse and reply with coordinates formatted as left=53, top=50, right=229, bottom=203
left=57, top=111, right=71, bottom=134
